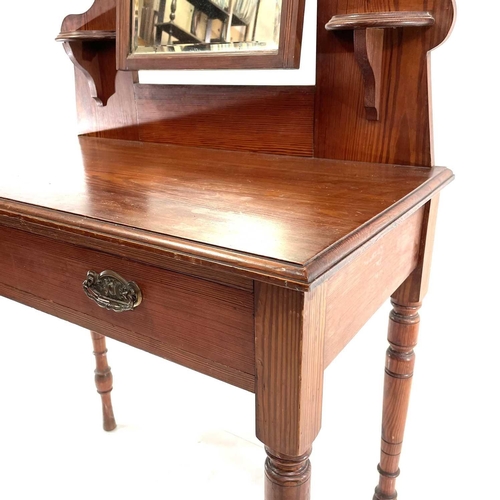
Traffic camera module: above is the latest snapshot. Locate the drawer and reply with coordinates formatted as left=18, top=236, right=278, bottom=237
left=0, top=225, right=255, bottom=391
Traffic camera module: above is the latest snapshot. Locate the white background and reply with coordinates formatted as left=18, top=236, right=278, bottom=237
left=1, top=1, right=499, bottom=499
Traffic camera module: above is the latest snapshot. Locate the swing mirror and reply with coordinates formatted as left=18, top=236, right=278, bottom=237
left=117, top=0, right=305, bottom=69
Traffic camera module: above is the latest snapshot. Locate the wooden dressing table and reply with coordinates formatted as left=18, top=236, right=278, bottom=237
left=0, top=0, right=455, bottom=499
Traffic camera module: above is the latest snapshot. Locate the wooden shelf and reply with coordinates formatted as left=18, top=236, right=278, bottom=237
left=56, top=29, right=116, bottom=107
left=325, top=11, right=435, bottom=30
left=55, top=30, right=116, bottom=42
left=325, top=11, right=435, bottom=121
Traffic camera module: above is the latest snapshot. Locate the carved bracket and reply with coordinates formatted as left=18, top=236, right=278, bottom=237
left=325, top=12, right=435, bottom=121
left=57, top=32, right=117, bottom=106
left=57, top=0, right=117, bottom=107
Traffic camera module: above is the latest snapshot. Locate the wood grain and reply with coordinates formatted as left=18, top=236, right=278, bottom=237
left=62, top=39, right=117, bottom=107
left=255, top=282, right=326, bottom=498
left=0, top=225, right=255, bottom=390
left=315, top=0, right=455, bottom=165
left=60, top=0, right=116, bottom=32
left=393, top=195, right=441, bottom=304
left=0, top=137, right=453, bottom=288
left=323, top=206, right=424, bottom=367
left=353, top=28, right=384, bottom=120
left=373, top=300, right=421, bottom=500
left=325, top=11, right=435, bottom=30
left=76, top=69, right=140, bottom=139
left=59, top=0, right=140, bottom=138
left=67, top=1, right=312, bottom=153
left=90, top=331, right=117, bottom=431
left=134, top=85, right=315, bottom=156
left=255, top=282, right=326, bottom=456
left=58, top=0, right=119, bottom=108
left=265, top=448, right=312, bottom=500
left=371, top=193, right=442, bottom=498
left=56, top=31, right=116, bottom=41
left=1, top=2, right=457, bottom=498
left=0, top=280, right=255, bottom=392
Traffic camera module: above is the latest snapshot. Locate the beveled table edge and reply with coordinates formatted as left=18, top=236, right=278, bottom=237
left=0, top=166, right=453, bottom=291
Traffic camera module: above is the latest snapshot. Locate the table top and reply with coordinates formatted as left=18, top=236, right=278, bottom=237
left=0, top=136, right=452, bottom=286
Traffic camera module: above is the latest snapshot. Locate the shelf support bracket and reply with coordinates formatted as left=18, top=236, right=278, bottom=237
left=56, top=0, right=117, bottom=107
left=57, top=34, right=117, bottom=107
left=325, top=11, right=435, bottom=121
left=353, top=28, right=384, bottom=121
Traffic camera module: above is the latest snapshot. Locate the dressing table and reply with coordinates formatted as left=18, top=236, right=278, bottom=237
left=0, top=1, right=455, bottom=499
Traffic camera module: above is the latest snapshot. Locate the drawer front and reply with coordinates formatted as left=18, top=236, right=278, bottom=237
left=0, top=225, right=255, bottom=391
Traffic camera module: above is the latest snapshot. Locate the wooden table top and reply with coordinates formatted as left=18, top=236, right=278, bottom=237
left=0, top=137, right=453, bottom=286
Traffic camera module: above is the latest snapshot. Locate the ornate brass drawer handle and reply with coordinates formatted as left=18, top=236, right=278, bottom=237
left=83, top=270, right=142, bottom=312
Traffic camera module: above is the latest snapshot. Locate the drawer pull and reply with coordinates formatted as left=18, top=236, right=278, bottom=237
left=83, top=270, right=142, bottom=312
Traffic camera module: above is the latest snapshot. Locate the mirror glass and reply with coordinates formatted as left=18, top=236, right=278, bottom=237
left=131, top=0, right=282, bottom=55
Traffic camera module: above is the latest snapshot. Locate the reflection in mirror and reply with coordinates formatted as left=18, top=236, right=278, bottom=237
left=132, top=0, right=281, bottom=55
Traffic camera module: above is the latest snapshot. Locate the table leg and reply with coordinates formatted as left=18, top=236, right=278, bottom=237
left=373, top=299, right=421, bottom=500
left=265, top=447, right=312, bottom=500
left=90, top=331, right=116, bottom=431
left=255, top=282, right=326, bottom=500
left=373, top=196, right=440, bottom=499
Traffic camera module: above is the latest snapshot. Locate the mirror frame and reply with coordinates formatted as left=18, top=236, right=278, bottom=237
left=117, top=0, right=305, bottom=70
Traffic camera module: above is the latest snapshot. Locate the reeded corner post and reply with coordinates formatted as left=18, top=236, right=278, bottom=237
left=255, top=282, right=326, bottom=500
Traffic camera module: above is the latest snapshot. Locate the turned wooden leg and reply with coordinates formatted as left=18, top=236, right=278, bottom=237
left=255, top=283, right=326, bottom=500
left=373, top=299, right=421, bottom=500
left=90, top=331, right=116, bottom=431
left=265, top=447, right=312, bottom=500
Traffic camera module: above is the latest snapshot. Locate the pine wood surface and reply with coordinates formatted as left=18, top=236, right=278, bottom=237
left=393, top=195, right=440, bottom=304
left=133, top=85, right=315, bottom=156
left=0, top=224, right=255, bottom=391
left=323, top=206, right=424, bottom=366
left=315, top=0, right=455, bottom=165
left=325, top=11, right=435, bottom=30
left=60, top=0, right=116, bottom=32
left=56, top=30, right=116, bottom=41
left=77, top=81, right=314, bottom=155
left=90, top=331, right=117, bottom=431
left=63, top=38, right=117, bottom=107
left=0, top=1, right=458, bottom=498
left=0, top=137, right=452, bottom=288
left=255, top=283, right=326, bottom=456
left=373, top=299, right=421, bottom=500
left=75, top=68, right=140, bottom=138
